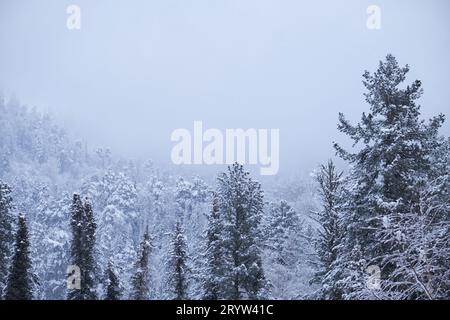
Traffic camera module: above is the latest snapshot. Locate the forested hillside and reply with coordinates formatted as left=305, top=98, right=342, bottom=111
left=0, top=55, right=448, bottom=300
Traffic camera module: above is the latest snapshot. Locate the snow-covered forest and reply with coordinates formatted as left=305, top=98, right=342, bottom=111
left=0, top=55, right=449, bottom=300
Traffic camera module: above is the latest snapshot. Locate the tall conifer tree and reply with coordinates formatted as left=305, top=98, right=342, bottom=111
left=312, top=160, right=344, bottom=299
left=67, top=194, right=97, bottom=300
left=168, top=221, right=189, bottom=300
left=4, top=215, right=33, bottom=300
left=130, top=226, right=151, bottom=300
left=203, top=194, right=226, bottom=299
left=216, top=163, right=267, bottom=299
left=104, top=262, right=122, bottom=300
left=333, top=55, right=446, bottom=298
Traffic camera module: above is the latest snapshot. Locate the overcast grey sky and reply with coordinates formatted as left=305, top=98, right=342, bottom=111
left=1, top=0, right=449, bottom=175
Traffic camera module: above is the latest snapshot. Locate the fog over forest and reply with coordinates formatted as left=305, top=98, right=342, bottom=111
left=0, top=0, right=449, bottom=301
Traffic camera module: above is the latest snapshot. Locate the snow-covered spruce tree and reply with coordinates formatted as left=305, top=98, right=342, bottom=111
left=104, top=262, right=122, bottom=300
left=67, top=194, right=84, bottom=300
left=130, top=226, right=151, bottom=300
left=262, top=200, right=305, bottom=299
left=202, top=194, right=226, bottom=299
left=217, top=163, right=267, bottom=299
left=67, top=194, right=97, bottom=300
left=83, top=199, right=97, bottom=299
left=0, top=181, right=14, bottom=296
left=312, top=160, right=344, bottom=299
left=333, top=54, right=446, bottom=299
left=4, top=215, right=33, bottom=300
left=264, top=200, right=300, bottom=265
left=168, top=221, right=190, bottom=300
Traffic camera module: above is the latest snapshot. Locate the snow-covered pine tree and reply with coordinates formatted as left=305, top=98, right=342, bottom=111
left=67, top=194, right=97, bottom=300
left=82, top=170, right=138, bottom=296
left=168, top=221, right=190, bottom=300
left=376, top=184, right=449, bottom=299
left=30, top=187, right=71, bottom=299
left=175, top=177, right=194, bottom=217
left=175, top=177, right=210, bottom=218
left=333, top=54, right=446, bottom=299
left=217, top=163, right=267, bottom=299
left=176, top=177, right=210, bottom=299
left=0, top=181, right=14, bottom=296
left=137, top=175, right=167, bottom=298
left=4, top=215, right=33, bottom=300
left=104, top=262, right=122, bottom=300
left=312, top=160, right=344, bottom=299
left=376, top=138, right=450, bottom=299
left=202, top=193, right=226, bottom=299
left=130, top=226, right=151, bottom=300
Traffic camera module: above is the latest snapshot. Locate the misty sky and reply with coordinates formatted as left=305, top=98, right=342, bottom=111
left=1, top=0, right=449, bottom=176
